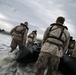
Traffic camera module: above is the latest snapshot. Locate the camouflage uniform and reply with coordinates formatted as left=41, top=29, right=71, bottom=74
left=35, top=17, right=70, bottom=75
left=68, top=41, right=76, bottom=59
left=72, top=42, right=76, bottom=58
left=26, top=30, right=37, bottom=46
left=10, top=22, right=29, bottom=52
left=35, top=52, right=60, bottom=75
left=68, top=37, right=75, bottom=56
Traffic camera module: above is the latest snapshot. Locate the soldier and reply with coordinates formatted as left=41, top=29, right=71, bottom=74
left=26, top=30, right=37, bottom=46
left=10, top=22, right=29, bottom=52
left=72, top=41, right=76, bottom=59
left=35, top=16, right=70, bottom=75
left=68, top=36, right=76, bottom=58
left=67, top=36, right=75, bottom=56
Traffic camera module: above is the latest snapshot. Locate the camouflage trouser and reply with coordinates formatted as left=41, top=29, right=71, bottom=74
left=72, top=49, right=76, bottom=59
left=10, top=37, right=23, bottom=50
left=26, top=38, right=34, bottom=46
left=27, top=41, right=34, bottom=46
left=35, top=52, right=60, bottom=75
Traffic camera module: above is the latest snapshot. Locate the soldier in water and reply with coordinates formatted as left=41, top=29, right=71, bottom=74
left=10, top=22, right=29, bottom=52
left=35, top=16, right=70, bottom=75
left=26, top=30, right=37, bottom=46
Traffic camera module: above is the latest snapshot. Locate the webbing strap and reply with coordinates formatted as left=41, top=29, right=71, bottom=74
left=28, top=35, right=34, bottom=39
left=46, top=24, right=54, bottom=38
left=48, top=36, right=64, bottom=44
left=59, top=27, right=64, bottom=40
left=47, top=24, right=65, bottom=44
left=20, top=28, right=26, bottom=33
left=15, top=28, right=26, bottom=36
left=21, top=23, right=29, bottom=30
left=46, top=40, right=63, bottom=47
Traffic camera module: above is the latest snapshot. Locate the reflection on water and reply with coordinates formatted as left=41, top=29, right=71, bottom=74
left=0, top=33, right=63, bottom=75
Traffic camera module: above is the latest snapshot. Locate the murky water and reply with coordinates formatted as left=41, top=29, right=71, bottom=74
left=0, top=33, right=63, bottom=75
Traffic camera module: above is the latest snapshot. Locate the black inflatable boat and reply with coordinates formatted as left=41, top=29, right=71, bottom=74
left=15, top=42, right=76, bottom=75
left=59, top=54, right=76, bottom=75
left=16, top=43, right=41, bottom=64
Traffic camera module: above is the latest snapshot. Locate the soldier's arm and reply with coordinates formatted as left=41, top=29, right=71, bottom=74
left=10, top=26, right=18, bottom=35
left=28, top=33, right=31, bottom=37
left=64, top=34, right=70, bottom=53
left=42, top=27, right=50, bottom=45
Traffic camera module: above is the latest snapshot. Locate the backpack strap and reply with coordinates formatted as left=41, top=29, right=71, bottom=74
left=47, top=24, right=55, bottom=36
left=51, top=23, right=68, bottom=30
left=21, top=23, right=29, bottom=30
left=28, top=35, right=34, bottom=39
left=59, top=27, right=65, bottom=41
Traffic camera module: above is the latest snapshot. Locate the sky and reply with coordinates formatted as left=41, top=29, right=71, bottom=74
left=0, top=0, right=76, bottom=39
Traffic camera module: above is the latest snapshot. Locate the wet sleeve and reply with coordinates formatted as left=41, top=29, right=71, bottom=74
left=64, top=33, right=70, bottom=53
left=42, top=27, right=50, bottom=45
left=10, top=26, right=18, bottom=35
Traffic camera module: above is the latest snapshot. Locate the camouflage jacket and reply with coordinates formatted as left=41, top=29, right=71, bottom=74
left=41, top=23, right=70, bottom=57
left=10, top=24, right=28, bottom=45
left=27, top=32, right=37, bottom=42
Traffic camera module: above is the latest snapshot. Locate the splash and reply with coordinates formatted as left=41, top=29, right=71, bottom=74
left=0, top=34, right=63, bottom=75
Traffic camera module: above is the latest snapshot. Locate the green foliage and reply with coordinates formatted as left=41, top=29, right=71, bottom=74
left=36, top=38, right=42, bottom=43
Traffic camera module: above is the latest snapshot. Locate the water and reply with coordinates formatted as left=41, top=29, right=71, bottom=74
left=0, top=33, right=63, bottom=75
